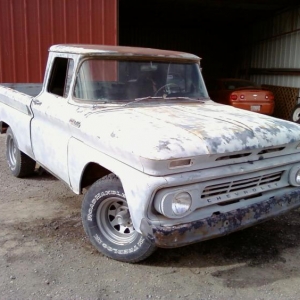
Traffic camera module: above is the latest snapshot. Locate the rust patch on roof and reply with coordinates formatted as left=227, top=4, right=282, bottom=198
left=49, top=44, right=200, bottom=62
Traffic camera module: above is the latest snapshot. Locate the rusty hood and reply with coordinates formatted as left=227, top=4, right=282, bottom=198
left=82, top=100, right=300, bottom=162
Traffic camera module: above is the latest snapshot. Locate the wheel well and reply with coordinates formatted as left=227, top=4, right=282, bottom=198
left=0, top=121, right=9, bottom=133
left=80, top=163, right=112, bottom=192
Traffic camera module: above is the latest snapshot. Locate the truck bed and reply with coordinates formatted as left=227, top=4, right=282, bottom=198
left=1, top=83, right=42, bottom=97
left=0, top=83, right=41, bottom=159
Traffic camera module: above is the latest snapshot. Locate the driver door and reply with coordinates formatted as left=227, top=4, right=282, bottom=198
left=30, top=56, right=74, bottom=184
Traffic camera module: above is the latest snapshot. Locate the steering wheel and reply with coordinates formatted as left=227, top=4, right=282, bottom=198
left=154, top=83, right=181, bottom=97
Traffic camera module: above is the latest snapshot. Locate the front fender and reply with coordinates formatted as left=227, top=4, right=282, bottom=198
left=67, top=137, right=167, bottom=232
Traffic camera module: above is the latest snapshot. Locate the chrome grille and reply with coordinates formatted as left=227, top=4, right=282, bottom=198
left=201, top=171, right=283, bottom=199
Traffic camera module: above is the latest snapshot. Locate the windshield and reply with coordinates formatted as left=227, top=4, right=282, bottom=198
left=73, top=59, right=209, bottom=103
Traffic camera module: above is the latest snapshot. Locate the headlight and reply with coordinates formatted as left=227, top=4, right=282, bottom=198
left=296, top=171, right=300, bottom=185
left=289, top=165, right=300, bottom=186
left=154, top=190, right=194, bottom=218
left=172, top=192, right=192, bottom=215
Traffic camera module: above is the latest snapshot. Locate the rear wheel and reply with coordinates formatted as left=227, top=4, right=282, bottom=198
left=291, top=104, right=300, bottom=123
left=5, top=127, right=36, bottom=177
left=81, top=174, right=156, bottom=263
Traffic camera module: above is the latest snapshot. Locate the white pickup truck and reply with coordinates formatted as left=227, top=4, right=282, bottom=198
left=1, top=44, right=300, bottom=263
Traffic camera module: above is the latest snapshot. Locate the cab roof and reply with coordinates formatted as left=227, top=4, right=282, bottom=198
left=49, top=44, right=200, bottom=63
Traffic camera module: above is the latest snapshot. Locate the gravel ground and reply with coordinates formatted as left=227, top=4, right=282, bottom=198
left=1, top=134, right=300, bottom=300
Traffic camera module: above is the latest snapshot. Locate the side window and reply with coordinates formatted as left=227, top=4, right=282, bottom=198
left=47, top=57, right=74, bottom=97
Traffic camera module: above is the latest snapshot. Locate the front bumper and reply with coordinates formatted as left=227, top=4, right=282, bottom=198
left=145, top=188, right=300, bottom=248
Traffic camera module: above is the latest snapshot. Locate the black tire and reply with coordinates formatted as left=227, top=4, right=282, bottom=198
left=81, top=174, right=156, bottom=263
left=5, top=127, right=36, bottom=178
left=291, top=104, right=300, bottom=123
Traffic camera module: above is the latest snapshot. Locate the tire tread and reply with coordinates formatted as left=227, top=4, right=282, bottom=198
left=81, top=173, right=156, bottom=263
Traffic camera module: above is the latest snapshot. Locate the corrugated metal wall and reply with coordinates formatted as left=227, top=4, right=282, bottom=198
left=252, top=74, right=300, bottom=88
left=251, top=9, right=300, bottom=68
left=243, top=6, right=300, bottom=120
left=0, top=0, right=117, bottom=83
left=248, top=6, right=300, bottom=88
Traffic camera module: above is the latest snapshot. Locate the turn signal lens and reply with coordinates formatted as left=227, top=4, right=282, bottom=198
left=266, top=94, right=274, bottom=101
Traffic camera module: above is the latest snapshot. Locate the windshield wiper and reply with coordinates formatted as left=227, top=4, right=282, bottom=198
left=122, top=96, right=207, bottom=107
left=165, top=96, right=207, bottom=103
left=122, top=96, right=162, bottom=107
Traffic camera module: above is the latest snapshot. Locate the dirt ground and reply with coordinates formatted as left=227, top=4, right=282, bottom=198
left=1, top=134, right=300, bottom=300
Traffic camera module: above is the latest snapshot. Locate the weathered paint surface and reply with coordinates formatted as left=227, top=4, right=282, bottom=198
left=81, top=101, right=300, bottom=165
left=1, top=44, right=300, bottom=246
left=0, top=85, right=35, bottom=157
left=0, top=85, right=33, bottom=115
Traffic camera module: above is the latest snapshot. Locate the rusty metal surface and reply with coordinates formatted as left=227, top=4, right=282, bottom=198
left=0, top=0, right=117, bottom=83
left=49, top=44, right=200, bottom=62
left=152, top=188, right=300, bottom=248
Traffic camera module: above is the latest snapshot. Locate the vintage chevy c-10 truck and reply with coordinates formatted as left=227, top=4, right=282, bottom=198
left=1, top=44, right=300, bottom=263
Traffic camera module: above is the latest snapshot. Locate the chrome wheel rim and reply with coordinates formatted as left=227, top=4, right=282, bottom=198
left=7, top=136, right=17, bottom=168
left=96, top=197, right=137, bottom=245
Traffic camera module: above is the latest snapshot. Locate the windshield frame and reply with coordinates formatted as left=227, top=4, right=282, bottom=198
left=70, top=57, right=209, bottom=106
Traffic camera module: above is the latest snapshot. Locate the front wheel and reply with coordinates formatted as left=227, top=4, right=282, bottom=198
left=81, top=174, right=156, bottom=263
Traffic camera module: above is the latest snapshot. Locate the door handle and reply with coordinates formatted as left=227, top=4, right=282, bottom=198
left=32, top=99, right=42, bottom=105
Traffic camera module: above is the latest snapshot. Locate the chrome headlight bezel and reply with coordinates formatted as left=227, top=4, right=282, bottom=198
left=154, top=189, right=196, bottom=218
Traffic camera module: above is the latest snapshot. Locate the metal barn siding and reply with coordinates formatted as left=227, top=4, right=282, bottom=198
left=244, top=6, right=300, bottom=120
left=249, top=6, right=300, bottom=88
left=0, top=0, right=117, bottom=83
left=251, top=32, right=300, bottom=70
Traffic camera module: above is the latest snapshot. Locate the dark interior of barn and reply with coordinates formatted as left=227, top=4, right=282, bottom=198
left=119, top=0, right=299, bottom=81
